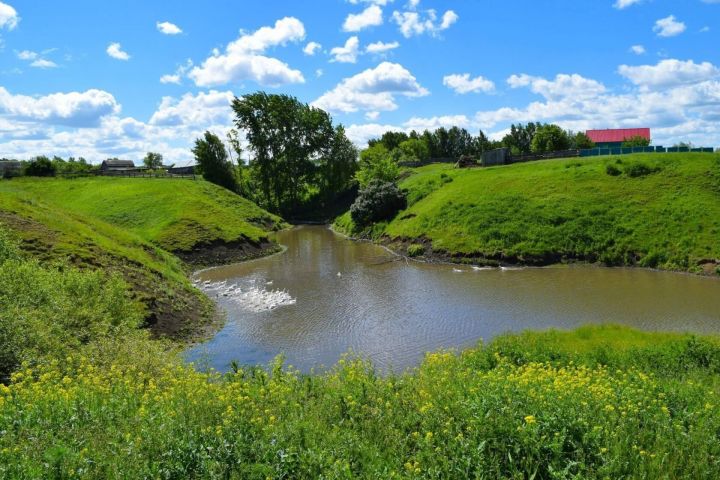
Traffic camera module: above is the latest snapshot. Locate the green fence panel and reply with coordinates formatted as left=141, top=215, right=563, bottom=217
left=703, top=148, right=714, bottom=153
left=611, top=148, right=622, bottom=155
left=655, top=147, right=666, bottom=153
left=644, top=146, right=655, bottom=152
left=599, top=148, right=610, bottom=156
left=678, top=147, right=690, bottom=152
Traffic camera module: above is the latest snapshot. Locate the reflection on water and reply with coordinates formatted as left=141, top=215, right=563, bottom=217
left=186, top=225, right=720, bottom=372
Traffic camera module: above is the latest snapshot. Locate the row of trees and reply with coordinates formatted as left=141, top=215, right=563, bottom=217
left=366, top=124, right=598, bottom=161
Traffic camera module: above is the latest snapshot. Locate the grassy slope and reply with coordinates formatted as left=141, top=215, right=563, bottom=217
left=338, top=153, right=720, bottom=273
left=4, top=325, right=720, bottom=478
left=0, top=177, right=282, bottom=252
left=0, top=177, right=284, bottom=340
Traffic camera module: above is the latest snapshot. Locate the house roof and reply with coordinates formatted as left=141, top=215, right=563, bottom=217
left=586, top=128, right=650, bottom=143
left=102, top=159, right=135, bottom=167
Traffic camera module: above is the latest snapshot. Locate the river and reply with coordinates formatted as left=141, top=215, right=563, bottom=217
left=186, top=225, right=720, bottom=372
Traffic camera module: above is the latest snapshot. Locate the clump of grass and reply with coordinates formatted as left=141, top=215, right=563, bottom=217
left=623, top=160, right=662, bottom=178
left=605, top=164, right=621, bottom=176
left=407, top=243, right=425, bottom=257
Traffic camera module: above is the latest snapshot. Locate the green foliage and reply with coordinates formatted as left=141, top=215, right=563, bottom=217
left=605, top=164, right=621, bottom=176
left=502, top=123, right=541, bottom=155
left=373, top=153, right=720, bottom=273
left=193, top=131, right=239, bottom=193
left=623, top=135, right=651, bottom=148
left=572, top=132, right=595, bottom=149
left=397, top=138, right=430, bottom=162
left=356, top=144, right=399, bottom=188
left=3, top=326, right=720, bottom=478
left=531, top=124, right=571, bottom=153
left=23, top=156, right=55, bottom=177
left=0, top=254, right=143, bottom=381
left=407, top=243, right=425, bottom=257
left=232, top=92, right=357, bottom=216
left=350, top=180, right=407, bottom=227
left=143, top=152, right=164, bottom=170
left=622, top=160, right=661, bottom=178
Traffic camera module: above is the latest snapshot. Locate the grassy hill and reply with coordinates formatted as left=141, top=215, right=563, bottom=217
left=337, top=152, right=720, bottom=274
left=0, top=177, right=284, bottom=340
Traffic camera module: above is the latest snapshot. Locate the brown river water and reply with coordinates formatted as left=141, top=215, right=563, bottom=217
left=186, top=225, right=720, bottom=372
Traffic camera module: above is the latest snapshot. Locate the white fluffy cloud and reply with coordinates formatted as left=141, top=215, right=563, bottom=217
left=507, top=73, right=606, bottom=100
left=303, top=41, right=322, bottom=55
left=366, top=40, right=399, bottom=54
left=160, top=59, right=193, bottom=85
left=618, top=59, right=720, bottom=90
left=313, top=61, right=428, bottom=113
left=0, top=89, right=241, bottom=165
left=0, top=1, right=18, bottom=30
left=0, top=87, right=120, bottom=127
left=149, top=90, right=234, bottom=127
left=630, top=45, right=646, bottom=55
left=188, top=17, right=305, bottom=87
left=653, top=15, right=686, bottom=37
left=106, top=42, right=130, bottom=60
left=614, top=0, right=643, bottom=9
left=30, top=59, right=57, bottom=69
left=330, top=36, right=360, bottom=63
left=443, top=73, right=495, bottom=94
left=17, top=49, right=58, bottom=68
left=156, top=21, right=182, bottom=35
left=343, top=5, right=383, bottom=32
left=391, top=8, right=457, bottom=37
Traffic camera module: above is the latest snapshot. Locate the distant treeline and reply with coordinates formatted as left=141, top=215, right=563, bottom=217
left=365, top=123, right=602, bottom=160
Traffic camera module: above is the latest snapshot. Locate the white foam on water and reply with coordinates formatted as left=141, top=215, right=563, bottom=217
left=200, top=280, right=296, bottom=312
left=471, top=266, right=495, bottom=271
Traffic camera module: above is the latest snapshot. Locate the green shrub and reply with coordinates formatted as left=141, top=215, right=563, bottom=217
left=407, top=243, right=425, bottom=257
left=23, top=156, right=56, bottom=177
left=605, top=164, right=621, bottom=176
left=350, top=180, right=407, bottom=227
left=623, top=161, right=660, bottom=178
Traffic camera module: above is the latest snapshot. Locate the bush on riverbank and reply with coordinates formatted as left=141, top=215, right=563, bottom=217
left=2, top=325, right=720, bottom=478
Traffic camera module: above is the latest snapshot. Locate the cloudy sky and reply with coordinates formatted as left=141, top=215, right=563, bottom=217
left=0, top=0, right=718, bottom=165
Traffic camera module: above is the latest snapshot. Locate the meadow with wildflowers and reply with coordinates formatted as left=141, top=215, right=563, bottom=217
left=2, top=325, right=720, bottom=479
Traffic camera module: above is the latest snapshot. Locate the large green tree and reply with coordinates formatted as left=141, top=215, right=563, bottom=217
left=232, top=92, right=356, bottom=215
left=530, top=124, right=571, bottom=153
left=143, top=152, right=164, bottom=170
left=192, top=131, right=239, bottom=193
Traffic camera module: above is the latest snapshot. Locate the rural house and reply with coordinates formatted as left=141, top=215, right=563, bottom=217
left=585, top=128, right=651, bottom=148
left=100, top=159, right=136, bottom=172
left=0, top=160, right=22, bottom=177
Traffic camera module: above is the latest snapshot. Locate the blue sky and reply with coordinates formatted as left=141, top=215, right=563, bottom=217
left=0, top=0, right=718, bottom=165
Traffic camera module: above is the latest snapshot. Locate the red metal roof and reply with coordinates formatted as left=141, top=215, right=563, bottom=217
left=585, top=128, right=650, bottom=143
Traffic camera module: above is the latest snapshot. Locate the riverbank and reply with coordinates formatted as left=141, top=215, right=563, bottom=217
left=335, top=152, right=720, bottom=276
left=4, top=325, right=720, bottom=478
left=0, top=177, right=285, bottom=342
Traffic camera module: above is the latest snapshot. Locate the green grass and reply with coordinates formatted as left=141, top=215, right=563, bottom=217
left=0, top=177, right=284, bottom=340
left=3, top=325, right=720, bottom=479
left=0, top=177, right=283, bottom=252
left=337, top=153, right=720, bottom=273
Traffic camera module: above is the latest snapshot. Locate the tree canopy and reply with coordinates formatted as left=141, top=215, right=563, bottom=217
left=232, top=92, right=357, bottom=215
left=192, top=131, right=239, bottom=193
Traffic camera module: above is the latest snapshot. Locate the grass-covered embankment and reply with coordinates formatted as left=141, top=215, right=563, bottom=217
left=336, top=153, right=720, bottom=274
left=2, top=325, right=720, bottom=478
left=0, top=177, right=284, bottom=340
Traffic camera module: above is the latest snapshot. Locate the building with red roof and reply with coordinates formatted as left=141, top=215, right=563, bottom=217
left=585, top=128, right=651, bottom=148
